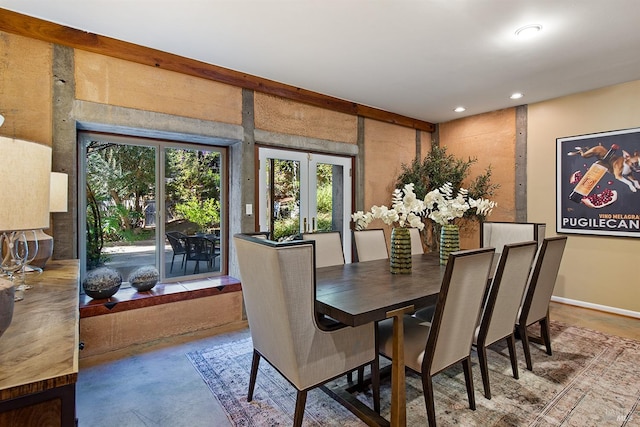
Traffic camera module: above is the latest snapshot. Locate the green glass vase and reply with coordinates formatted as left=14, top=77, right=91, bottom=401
left=390, top=227, right=412, bottom=274
left=439, top=224, right=460, bottom=265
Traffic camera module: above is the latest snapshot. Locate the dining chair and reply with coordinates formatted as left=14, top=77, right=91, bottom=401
left=184, top=235, right=215, bottom=274
left=233, top=234, right=380, bottom=425
left=481, top=221, right=546, bottom=251
left=474, top=241, right=538, bottom=399
left=409, top=227, right=424, bottom=255
left=301, top=231, right=345, bottom=268
left=377, top=247, right=495, bottom=427
left=165, top=231, right=188, bottom=273
left=517, top=236, right=568, bottom=371
left=353, top=229, right=389, bottom=261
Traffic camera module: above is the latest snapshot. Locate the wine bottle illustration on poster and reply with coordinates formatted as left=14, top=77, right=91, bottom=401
left=556, top=127, right=640, bottom=238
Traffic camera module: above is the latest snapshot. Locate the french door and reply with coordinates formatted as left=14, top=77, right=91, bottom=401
left=258, top=148, right=353, bottom=263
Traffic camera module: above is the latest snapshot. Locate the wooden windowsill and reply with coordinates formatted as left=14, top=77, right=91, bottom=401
left=79, top=275, right=242, bottom=318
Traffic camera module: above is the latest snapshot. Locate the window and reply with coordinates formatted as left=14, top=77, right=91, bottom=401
left=79, top=132, right=227, bottom=289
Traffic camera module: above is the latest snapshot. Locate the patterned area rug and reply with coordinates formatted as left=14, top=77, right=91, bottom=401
left=187, top=322, right=640, bottom=426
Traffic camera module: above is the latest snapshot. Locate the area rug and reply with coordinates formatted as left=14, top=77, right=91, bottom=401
left=187, top=322, right=640, bottom=426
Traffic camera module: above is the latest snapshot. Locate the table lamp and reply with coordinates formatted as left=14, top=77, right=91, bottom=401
left=29, top=172, right=68, bottom=269
left=0, top=136, right=51, bottom=330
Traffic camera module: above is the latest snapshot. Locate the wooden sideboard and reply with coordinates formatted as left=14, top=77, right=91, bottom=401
left=0, top=259, right=79, bottom=427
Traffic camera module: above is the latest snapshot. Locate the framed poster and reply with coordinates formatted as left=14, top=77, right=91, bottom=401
left=557, top=127, right=640, bottom=238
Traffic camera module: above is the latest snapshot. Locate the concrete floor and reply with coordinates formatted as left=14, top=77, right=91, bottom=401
left=76, top=324, right=245, bottom=427
left=76, top=302, right=640, bottom=426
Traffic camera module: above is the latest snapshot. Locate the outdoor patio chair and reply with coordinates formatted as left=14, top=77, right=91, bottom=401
left=165, top=231, right=188, bottom=273
left=234, top=234, right=380, bottom=426
left=184, top=235, right=216, bottom=274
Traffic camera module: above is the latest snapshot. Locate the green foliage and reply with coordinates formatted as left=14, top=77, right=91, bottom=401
left=175, top=198, right=220, bottom=232
left=85, top=141, right=222, bottom=266
left=316, top=184, right=333, bottom=213
left=396, top=145, right=499, bottom=199
left=99, top=204, right=144, bottom=242
left=273, top=218, right=300, bottom=241
left=165, top=149, right=221, bottom=205
left=85, top=183, right=106, bottom=269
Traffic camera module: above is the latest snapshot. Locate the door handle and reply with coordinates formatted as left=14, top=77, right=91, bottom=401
left=312, top=217, right=317, bottom=232
left=303, top=217, right=308, bottom=233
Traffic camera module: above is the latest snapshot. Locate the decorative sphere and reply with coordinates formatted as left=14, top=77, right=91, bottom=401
left=128, top=265, right=159, bottom=292
left=83, top=267, right=122, bottom=299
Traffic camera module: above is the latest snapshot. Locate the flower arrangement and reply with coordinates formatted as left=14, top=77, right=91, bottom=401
left=352, top=183, right=426, bottom=230
left=352, top=182, right=496, bottom=230
left=424, top=182, right=497, bottom=226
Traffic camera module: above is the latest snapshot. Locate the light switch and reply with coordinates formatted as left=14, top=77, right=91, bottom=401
left=245, top=204, right=253, bottom=215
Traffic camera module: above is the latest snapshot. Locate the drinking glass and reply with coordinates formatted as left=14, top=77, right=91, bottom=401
left=16, top=230, right=39, bottom=291
left=0, top=231, right=30, bottom=301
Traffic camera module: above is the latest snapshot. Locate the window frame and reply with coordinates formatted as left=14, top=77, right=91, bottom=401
left=78, top=130, right=228, bottom=286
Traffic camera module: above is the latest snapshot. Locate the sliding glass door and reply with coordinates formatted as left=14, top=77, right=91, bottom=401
left=79, top=132, right=226, bottom=284
left=258, top=147, right=353, bottom=262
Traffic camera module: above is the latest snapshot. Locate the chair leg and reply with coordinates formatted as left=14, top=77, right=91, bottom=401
left=293, top=390, right=307, bottom=427
left=477, top=344, right=491, bottom=399
left=247, top=350, right=260, bottom=401
left=506, top=333, right=519, bottom=380
left=462, top=357, right=476, bottom=410
left=371, top=358, right=381, bottom=414
left=170, top=254, right=175, bottom=273
left=422, top=374, right=437, bottom=427
left=540, top=316, right=552, bottom=355
left=519, top=324, right=534, bottom=371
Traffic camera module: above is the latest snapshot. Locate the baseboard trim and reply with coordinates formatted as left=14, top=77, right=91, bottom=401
left=551, top=296, right=640, bottom=319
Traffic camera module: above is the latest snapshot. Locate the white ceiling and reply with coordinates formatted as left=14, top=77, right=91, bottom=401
left=2, top=0, right=640, bottom=124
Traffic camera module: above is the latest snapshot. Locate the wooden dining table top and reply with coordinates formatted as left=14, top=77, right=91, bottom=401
left=315, top=253, right=447, bottom=327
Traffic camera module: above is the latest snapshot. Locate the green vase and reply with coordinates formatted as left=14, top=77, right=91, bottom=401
left=439, top=224, right=460, bottom=265
left=390, top=227, right=412, bottom=274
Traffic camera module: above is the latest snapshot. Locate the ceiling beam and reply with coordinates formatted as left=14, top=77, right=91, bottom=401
left=0, top=9, right=435, bottom=132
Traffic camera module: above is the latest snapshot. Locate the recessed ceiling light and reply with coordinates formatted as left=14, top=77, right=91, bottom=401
left=510, top=92, right=524, bottom=99
left=515, top=24, right=542, bottom=38
left=453, top=106, right=466, bottom=113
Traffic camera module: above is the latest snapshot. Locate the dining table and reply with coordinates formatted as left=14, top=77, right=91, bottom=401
left=315, top=253, right=447, bottom=427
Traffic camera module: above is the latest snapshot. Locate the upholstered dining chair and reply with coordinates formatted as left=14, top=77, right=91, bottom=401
left=409, top=227, right=424, bottom=255
left=481, top=221, right=546, bottom=251
left=377, top=247, right=495, bottom=427
left=353, top=229, right=389, bottom=261
left=301, top=231, right=345, bottom=268
left=246, top=231, right=270, bottom=239
left=233, top=234, right=380, bottom=426
left=517, top=236, right=568, bottom=371
left=301, top=231, right=351, bottom=332
left=474, top=241, right=538, bottom=399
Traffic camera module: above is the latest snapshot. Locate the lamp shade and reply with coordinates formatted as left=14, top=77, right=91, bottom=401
left=50, top=172, right=68, bottom=213
left=0, top=136, right=52, bottom=232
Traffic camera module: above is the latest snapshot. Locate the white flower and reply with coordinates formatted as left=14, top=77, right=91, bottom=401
left=352, top=183, right=426, bottom=230
left=423, top=182, right=496, bottom=226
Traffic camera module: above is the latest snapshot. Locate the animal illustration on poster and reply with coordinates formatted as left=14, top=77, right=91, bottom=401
left=557, top=127, right=640, bottom=238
